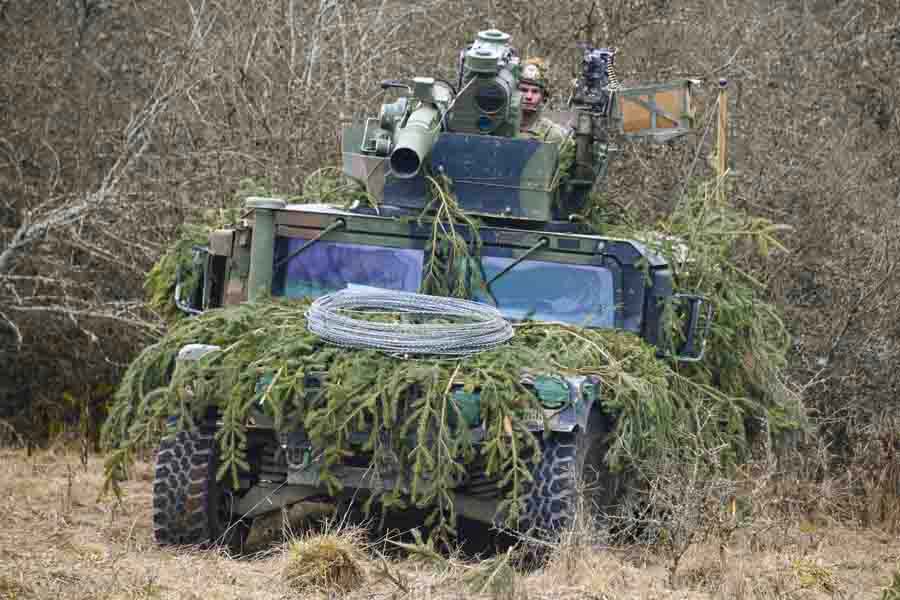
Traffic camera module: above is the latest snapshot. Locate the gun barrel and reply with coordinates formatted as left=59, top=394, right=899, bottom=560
left=389, top=105, right=439, bottom=179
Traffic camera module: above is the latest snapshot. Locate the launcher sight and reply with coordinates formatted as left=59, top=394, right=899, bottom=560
left=345, top=28, right=562, bottom=221
left=446, top=28, right=521, bottom=137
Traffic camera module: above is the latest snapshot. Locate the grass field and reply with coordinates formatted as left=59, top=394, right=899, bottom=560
left=1, top=447, right=899, bottom=599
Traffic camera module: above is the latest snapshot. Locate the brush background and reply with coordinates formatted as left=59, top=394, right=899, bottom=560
left=1, top=0, right=899, bottom=501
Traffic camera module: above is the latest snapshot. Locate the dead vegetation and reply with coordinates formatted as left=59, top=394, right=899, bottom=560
left=282, top=525, right=368, bottom=594
left=1, top=446, right=899, bottom=600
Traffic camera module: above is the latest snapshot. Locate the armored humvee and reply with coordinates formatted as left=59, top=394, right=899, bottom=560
left=153, top=29, right=705, bottom=552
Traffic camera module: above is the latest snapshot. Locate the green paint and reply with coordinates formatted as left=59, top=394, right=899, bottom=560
left=390, top=104, right=440, bottom=178
left=531, top=375, right=570, bottom=409
left=246, top=197, right=285, bottom=302
left=451, top=389, right=481, bottom=427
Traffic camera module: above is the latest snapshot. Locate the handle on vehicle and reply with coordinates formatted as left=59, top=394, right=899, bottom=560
left=672, top=293, right=712, bottom=362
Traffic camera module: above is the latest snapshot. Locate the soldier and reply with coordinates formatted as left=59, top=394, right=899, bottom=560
left=518, top=58, right=569, bottom=144
left=518, top=58, right=584, bottom=217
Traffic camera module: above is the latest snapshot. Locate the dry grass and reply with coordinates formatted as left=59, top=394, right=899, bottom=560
left=282, top=525, right=368, bottom=594
left=1, top=447, right=900, bottom=599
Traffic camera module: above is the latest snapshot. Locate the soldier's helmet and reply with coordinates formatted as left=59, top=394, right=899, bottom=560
left=520, top=57, right=550, bottom=98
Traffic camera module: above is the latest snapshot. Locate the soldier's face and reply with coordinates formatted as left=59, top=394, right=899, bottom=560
left=519, top=83, right=544, bottom=112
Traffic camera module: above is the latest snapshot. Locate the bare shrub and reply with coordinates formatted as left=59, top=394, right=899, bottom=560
left=609, top=423, right=749, bottom=587
left=0, top=418, right=25, bottom=449
left=0, top=0, right=219, bottom=438
left=840, top=408, right=900, bottom=530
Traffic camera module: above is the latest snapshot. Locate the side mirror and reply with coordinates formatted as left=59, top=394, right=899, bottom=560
left=174, top=245, right=209, bottom=315
left=671, top=293, right=712, bottom=362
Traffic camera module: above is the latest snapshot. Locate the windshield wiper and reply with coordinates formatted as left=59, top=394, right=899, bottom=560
left=273, top=219, right=345, bottom=270
left=486, top=237, right=549, bottom=288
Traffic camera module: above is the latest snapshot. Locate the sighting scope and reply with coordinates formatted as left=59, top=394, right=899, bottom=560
left=447, top=29, right=521, bottom=137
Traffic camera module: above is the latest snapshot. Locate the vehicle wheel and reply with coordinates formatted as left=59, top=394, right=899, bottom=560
left=519, top=413, right=611, bottom=537
left=152, top=421, right=252, bottom=554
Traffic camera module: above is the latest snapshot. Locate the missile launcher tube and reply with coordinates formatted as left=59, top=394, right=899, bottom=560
left=389, top=105, right=440, bottom=179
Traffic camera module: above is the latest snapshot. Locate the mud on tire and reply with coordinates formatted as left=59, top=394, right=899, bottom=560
left=152, top=423, right=251, bottom=553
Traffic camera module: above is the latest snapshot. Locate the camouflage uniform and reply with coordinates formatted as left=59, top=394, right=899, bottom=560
left=521, top=116, right=575, bottom=186
left=515, top=58, right=588, bottom=216
left=519, top=116, right=570, bottom=144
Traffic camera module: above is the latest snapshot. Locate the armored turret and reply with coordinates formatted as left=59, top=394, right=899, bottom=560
left=342, top=28, right=695, bottom=223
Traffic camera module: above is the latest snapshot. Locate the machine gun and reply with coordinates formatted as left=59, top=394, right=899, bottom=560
left=568, top=45, right=618, bottom=197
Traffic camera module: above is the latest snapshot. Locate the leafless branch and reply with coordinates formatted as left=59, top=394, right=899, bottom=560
left=6, top=304, right=162, bottom=336
left=0, top=309, right=22, bottom=349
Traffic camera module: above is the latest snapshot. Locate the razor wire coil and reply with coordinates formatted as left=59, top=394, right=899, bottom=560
left=305, top=289, right=514, bottom=356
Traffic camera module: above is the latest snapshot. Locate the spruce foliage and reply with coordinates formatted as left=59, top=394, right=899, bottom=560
left=102, top=298, right=690, bottom=537
left=610, top=180, right=801, bottom=453
left=418, top=173, right=483, bottom=299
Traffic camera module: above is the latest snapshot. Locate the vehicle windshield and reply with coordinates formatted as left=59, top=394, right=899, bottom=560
left=270, top=237, right=614, bottom=328
left=475, top=256, right=616, bottom=328
left=272, top=237, right=424, bottom=298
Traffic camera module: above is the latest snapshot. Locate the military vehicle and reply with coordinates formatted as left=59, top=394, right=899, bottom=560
left=153, top=29, right=706, bottom=552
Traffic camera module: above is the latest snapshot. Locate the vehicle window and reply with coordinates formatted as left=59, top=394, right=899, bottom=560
left=475, top=256, right=616, bottom=328
left=272, top=237, right=424, bottom=298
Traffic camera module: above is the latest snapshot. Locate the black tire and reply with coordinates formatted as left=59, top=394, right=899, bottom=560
left=520, top=413, right=612, bottom=537
left=152, top=422, right=252, bottom=554
left=519, top=432, right=579, bottom=534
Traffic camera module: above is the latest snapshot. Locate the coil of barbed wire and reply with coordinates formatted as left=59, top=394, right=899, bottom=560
left=305, top=289, right=514, bottom=356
